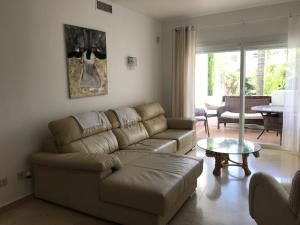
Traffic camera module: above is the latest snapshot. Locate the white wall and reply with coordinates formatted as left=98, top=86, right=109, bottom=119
left=0, top=0, right=162, bottom=207
left=162, top=1, right=300, bottom=115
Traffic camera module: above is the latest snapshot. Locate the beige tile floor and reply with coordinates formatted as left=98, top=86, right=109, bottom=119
left=1, top=148, right=300, bottom=225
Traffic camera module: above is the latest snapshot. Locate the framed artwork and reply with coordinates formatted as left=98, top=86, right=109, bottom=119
left=64, top=24, right=108, bottom=98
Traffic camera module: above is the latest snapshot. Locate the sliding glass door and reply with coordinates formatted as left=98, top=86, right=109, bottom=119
left=195, top=44, right=287, bottom=146
left=195, top=50, right=241, bottom=140
left=244, top=47, right=287, bottom=145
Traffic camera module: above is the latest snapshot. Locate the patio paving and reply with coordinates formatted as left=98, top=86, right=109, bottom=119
left=196, top=117, right=281, bottom=146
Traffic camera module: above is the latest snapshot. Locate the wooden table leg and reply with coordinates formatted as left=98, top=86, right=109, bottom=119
left=253, top=152, right=260, bottom=158
left=206, top=150, right=260, bottom=177
left=213, top=153, right=222, bottom=176
left=223, top=154, right=229, bottom=165
left=242, top=154, right=251, bottom=176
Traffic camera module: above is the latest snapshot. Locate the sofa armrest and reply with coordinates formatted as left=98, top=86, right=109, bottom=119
left=288, top=170, right=300, bottom=216
left=167, top=118, right=196, bottom=130
left=205, top=103, right=219, bottom=110
left=249, top=173, right=296, bottom=225
left=217, top=106, right=227, bottom=117
left=30, top=152, right=122, bottom=172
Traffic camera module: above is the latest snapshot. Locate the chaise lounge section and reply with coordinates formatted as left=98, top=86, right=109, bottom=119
left=30, top=102, right=203, bottom=225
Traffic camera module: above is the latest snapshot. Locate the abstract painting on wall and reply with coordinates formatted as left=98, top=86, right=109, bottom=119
left=64, top=24, right=108, bottom=98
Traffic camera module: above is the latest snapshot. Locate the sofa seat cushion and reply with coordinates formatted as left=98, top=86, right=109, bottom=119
left=112, top=150, right=146, bottom=165
left=220, top=111, right=263, bottom=120
left=100, top=152, right=203, bottom=216
left=152, top=129, right=195, bottom=150
left=207, top=109, right=217, bottom=116
left=124, top=139, right=176, bottom=153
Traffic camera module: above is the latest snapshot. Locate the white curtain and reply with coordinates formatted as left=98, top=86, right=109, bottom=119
left=282, top=16, right=300, bottom=153
left=171, top=26, right=196, bottom=118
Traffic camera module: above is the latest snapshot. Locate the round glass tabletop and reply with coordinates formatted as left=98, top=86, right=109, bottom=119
left=197, top=137, right=261, bottom=154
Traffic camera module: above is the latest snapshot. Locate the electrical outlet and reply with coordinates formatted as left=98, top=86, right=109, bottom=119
left=0, top=177, right=8, bottom=188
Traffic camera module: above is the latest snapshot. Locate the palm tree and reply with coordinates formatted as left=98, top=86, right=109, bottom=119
left=208, top=53, right=215, bottom=96
left=256, top=50, right=265, bottom=95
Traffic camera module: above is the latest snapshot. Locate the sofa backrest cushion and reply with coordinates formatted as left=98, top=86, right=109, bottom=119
left=135, top=102, right=167, bottom=136
left=48, top=112, right=118, bottom=154
left=59, top=130, right=119, bottom=154
left=135, top=102, right=165, bottom=121
left=105, top=109, right=149, bottom=149
left=113, top=123, right=149, bottom=149
left=143, top=115, right=167, bottom=136
left=49, top=117, right=83, bottom=146
left=112, top=107, right=141, bottom=127
left=105, top=110, right=120, bottom=129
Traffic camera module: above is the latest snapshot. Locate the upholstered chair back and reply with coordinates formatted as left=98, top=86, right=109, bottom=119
left=223, top=96, right=271, bottom=113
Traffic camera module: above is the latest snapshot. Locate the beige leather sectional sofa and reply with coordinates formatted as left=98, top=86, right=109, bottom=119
left=30, top=102, right=203, bottom=225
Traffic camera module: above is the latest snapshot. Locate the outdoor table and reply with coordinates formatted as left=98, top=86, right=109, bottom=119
left=251, top=105, right=284, bottom=145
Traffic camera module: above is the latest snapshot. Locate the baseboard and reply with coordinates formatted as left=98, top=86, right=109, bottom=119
left=0, top=194, right=33, bottom=213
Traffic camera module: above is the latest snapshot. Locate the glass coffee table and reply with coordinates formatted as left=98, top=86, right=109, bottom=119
left=197, top=137, right=261, bottom=176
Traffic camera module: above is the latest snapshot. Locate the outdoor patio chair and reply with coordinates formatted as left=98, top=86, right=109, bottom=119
left=217, top=96, right=271, bottom=128
left=195, top=107, right=210, bottom=137
left=257, top=113, right=283, bottom=145
left=204, top=102, right=218, bottom=118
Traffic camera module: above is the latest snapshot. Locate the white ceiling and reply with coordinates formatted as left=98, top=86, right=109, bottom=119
left=109, top=0, right=296, bottom=21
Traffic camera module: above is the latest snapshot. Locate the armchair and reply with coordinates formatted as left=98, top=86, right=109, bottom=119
left=249, top=171, right=300, bottom=225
